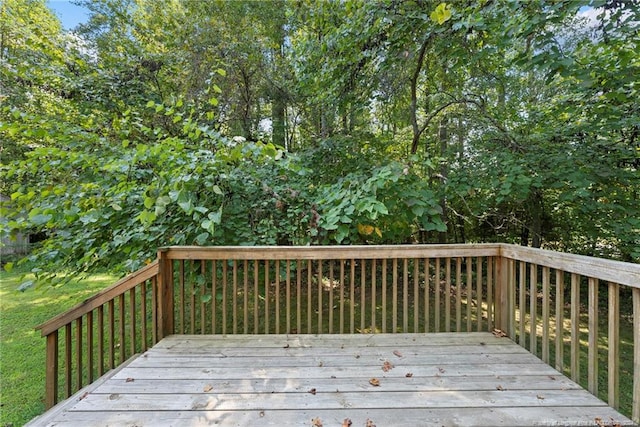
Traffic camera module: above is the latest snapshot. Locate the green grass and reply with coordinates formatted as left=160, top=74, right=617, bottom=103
left=0, top=266, right=117, bottom=427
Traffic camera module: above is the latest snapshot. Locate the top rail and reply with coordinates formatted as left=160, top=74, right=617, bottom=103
left=36, top=260, right=159, bottom=337
left=160, top=243, right=502, bottom=260
left=499, top=244, right=640, bottom=288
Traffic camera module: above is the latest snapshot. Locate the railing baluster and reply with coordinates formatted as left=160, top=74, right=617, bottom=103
left=360, top=260, right=366, bottom=332
left=328, top=260, right=333, bottom=333
left=381, top=259, right=387, bottom=333
left=129, top=288, right=136, bottom=354
left=476, top=257, right=482, bottom=332
left=45, top=331, right=59, bottom=408
left=75, top=317, right=83, bottom=391
left=212, top=260, right=218, bottom=334
left=487, top=257, right=493, bottom=331
left=317, top=260, right=323, bottom=333
left=519, top=262, right=526, bottom=345
left=151, top=276, right=157, bottom=345
left=97, top=305, right=104, bottom=376
left=65, top=323, right=72, bottom=397
left=118, top=294, right=125, bottom=363
left=297, top=259, right=302, bottom=334
left=244, top=260, right=249, bottom=334
left=392, top=258, right=398, bottom=333
left=108, top=300, right=114, bottom=369
left=403, top=258, right=409, bottom=332
left=201, top=261, right=207, bottom=334
left=286, top=260, right=291, bottom=334
left=608, top=282, right=619, bottom=409
left=633, top=287, right=640, bottom=424
left=435, top=258, right=441, bottom=332
left=555, top=270, right=564, bottom=373
left=275, top=260, right=280, bottom=334
left=445, top=258, right=451, bottom=332
left=140, top=282, right=147, bottom=349
left=232, top=260, right=237, bottom=334
left=179, top=260, right=185, bottom=333
left=508, top=259, right=516, bottom=338
left=190, top=261, right=195, bottom=334
left=371, top=259, right=377, bottom=333
left=253, top=259, right=258, bottom=334
left=424, top=257, right=430, bottom=333
left=588, top=277, right=599, bottom=395
left=339, top=260, right=345, bottom=334
left=530, top=264, right=537, bottom=356
left=223, top=260, right=229, bottom=334
left=350, top=259, right=355, bottom=334
left=413, top=258, right=419, bottom=333
left=570, top=273, right=580, bottom=382
left=456, top=257, right=462, bottom=332
left=307, top=260, right=312, bottom=334
left=87, top=311, right=94, bottom=383
left=466, top=257, right=472, bottom=332
left=542, top=266, right=550, bottom=364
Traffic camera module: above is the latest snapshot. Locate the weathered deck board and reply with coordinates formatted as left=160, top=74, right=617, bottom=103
left=27, top=333, right=635, bottom=427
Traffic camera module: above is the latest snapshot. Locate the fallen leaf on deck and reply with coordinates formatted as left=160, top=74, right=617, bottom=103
left=369, top=378, right=380, bottom=386
left=393, top=350, right=403, bottom=358
left=365, top=419, right=376, bottom=427
left=311, top=417, right=323, bottom=426
left=309, top=388, right=317, bottom=395
left=496, top=385, right=504, bottom=391
left=203, top=384, right=213, bottom=392
left=341, top=419, right=352, bottom=427
left=79, top=392, right=89, bottom=400
left=259, top=411, right=265, bottom=417
left=125, top=377, right=135, bottom=383
left=405, top=372, right=413, bottom=378
left=382, top=360, right=394, bottom=372
left=548, top=375, right=556, bottom=380
left=283, top=343, right=290, bottom=349
left=438, top=367, right=446, bottom=374
left=492, top=328, right=507, bottom=338
left=536, top=394, right=545, bottom=400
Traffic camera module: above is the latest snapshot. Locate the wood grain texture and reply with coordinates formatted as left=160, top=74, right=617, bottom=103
left=27, top=333, right=635, bottom=427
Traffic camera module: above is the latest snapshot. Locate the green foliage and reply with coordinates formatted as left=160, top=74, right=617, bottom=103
left=317, top=161, right=445, bottom=244
left=2, top=0, right=639, bottom=289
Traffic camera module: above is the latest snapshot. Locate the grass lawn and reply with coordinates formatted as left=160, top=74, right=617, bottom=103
left=0, top=266, right=117, bottom=427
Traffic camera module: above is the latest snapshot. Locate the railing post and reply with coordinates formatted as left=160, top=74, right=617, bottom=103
left=495, top=255, right=512, bottom=336
left=45, top=331, right=59, bottom=409
left=157, top=248, right=174, bottom=339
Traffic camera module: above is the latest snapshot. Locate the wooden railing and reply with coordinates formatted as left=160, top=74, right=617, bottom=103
left=495, top=245, right=640, bottom=423
left=36, top=244, right=640, bottom=423
left=35, top=261, right=160, bottom=408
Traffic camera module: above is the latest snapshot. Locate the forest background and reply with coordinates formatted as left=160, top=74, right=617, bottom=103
left=1, top=0, right=639, bottom=287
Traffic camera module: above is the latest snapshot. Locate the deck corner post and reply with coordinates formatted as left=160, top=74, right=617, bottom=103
left=495, top=255, right=512, bottom=337
left=45, top=331, right=59, bottom=409
left=157, top=248, right=174, bottom=339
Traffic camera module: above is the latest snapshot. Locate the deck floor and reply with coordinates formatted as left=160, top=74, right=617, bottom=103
left=29, top=332, right=634, bottom=426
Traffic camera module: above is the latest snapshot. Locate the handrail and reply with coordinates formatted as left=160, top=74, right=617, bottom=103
left=36, top=261, right=159, bottom=336
left=37, top=260, right=160, bottom=408
left=160, top=243, right=502, bottom=260
left=499, top=244, right=640, bottom=288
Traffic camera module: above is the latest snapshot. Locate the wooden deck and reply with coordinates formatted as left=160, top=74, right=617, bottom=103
left=29, top=332, right=635, bottom=426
